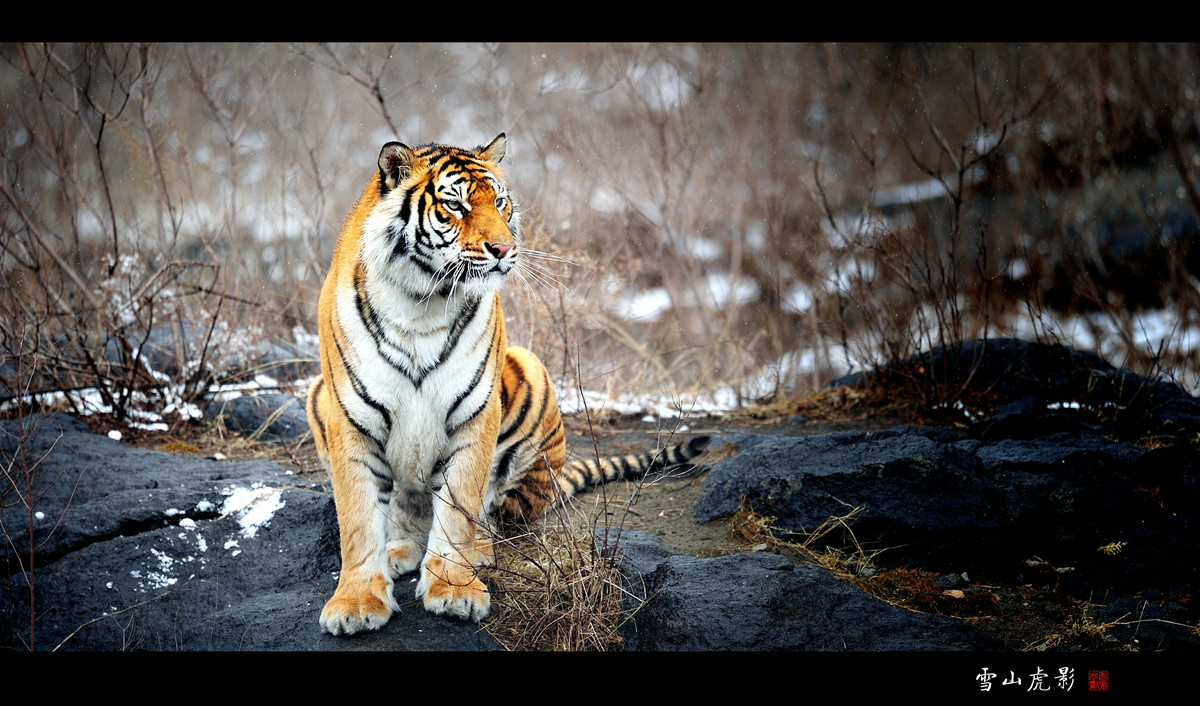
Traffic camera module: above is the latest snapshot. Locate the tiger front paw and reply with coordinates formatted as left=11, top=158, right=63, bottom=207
left=416, top=555, right=491, bottom=622
left=320, top=573, right=399, bottom=636
left=387, top=539, right=423, bottom=578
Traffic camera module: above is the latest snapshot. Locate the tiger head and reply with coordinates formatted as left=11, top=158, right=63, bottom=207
left=361, top=134, right=518, bottom=301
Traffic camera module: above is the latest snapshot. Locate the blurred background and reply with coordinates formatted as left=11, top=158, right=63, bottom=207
left=2, top=43, right=1198, bottom=425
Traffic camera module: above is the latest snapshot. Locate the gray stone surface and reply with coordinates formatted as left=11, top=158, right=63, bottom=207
left=0, top=413, right=493, bottom=651
left=694, top=426, right=1200, bottom=615
left=206, top=392, right=310, bottom=441
left=612, top=531, right=999, bottom=651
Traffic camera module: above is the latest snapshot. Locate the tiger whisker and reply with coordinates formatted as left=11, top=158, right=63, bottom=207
left=520, top=248, right=577, bottom=267
left=510, top=265, right=539, bottom=299
left=421, top=272, right=450, bottom=305
left=520, top=256, right=565, bottom=279
left=443, top=261, right=467, bottom=307
left=516, top=254, right=567, bottom=290
left=423, top=259, right=462, bottom=306
left=515, top=260, right=564, bottom=293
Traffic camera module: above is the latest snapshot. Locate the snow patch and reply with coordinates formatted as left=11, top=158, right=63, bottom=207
left=145, top=548, right=178, bottom=589
left=221, top=483, right=284, bottom=539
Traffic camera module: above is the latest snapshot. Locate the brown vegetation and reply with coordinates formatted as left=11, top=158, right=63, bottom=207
left=3, top=43, right=1199, bottom=424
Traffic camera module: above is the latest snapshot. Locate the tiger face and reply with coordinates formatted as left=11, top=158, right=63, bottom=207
left=361, top=134, right=518, bottom=301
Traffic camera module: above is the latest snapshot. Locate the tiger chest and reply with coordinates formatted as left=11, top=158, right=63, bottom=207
left=333, top=285, right=501, bottom=482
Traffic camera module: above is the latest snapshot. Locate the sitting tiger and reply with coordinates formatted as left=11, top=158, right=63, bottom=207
left=306, top=134, right=709, bottom=635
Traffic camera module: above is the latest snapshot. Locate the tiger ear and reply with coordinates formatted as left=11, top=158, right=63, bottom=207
left=479, top=133, right=506, bottom=163
left=378, top=142, right=415, bottom=191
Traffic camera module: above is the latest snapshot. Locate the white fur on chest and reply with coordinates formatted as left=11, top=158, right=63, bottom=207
left=333, top=276, right=498, bottom=483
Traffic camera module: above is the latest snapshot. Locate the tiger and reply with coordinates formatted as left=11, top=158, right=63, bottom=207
left=305, top=134, right=709, bottom=636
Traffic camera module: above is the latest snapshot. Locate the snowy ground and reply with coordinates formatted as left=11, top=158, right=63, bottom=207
left=5, top=299, right=1198, bottom=437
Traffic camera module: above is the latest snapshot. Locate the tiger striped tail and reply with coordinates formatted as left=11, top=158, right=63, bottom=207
left=555, top=435, right=711, bottom=497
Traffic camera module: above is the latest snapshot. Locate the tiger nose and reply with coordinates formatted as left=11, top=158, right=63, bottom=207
left=485, top=241, right=514, bottom=259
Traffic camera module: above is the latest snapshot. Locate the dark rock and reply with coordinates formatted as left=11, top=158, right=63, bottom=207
left=612, top=531, right=999, bottom=651
left=0, top=413, right=295, bottom=565
left=827, top=371, right=865, bottom=389
left=103, top=320, right=216, bottom=379
left=6, top=336, right=1199, bottom=651
left=694, top=426, right=1200, bottom=643
left=1098, top=596, right=1198, bottom=652
left=694, top=427, right=994, bottom=562
left=601, top=528, right=676, bottom=578
left=256, top=337, right=320, bottom=383
left=838, top=338, right=1200, bottom=441
left=973, top=434, right=1200, bottom=595
left=0, top=411, right=90, bottom=436
left=206, top=392, right=309, bottom=442
left=0, top=413, right=496, bottom=651
left=103, top=322, right=318, bottom=386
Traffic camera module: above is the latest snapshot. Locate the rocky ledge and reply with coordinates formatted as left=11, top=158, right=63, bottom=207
left=2, top=340, right=1197, bottom=650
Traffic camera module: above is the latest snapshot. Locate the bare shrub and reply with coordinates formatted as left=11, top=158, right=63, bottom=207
left=0, top=365, right=70, bottom=651
left=482, top=500, right=627, bottom=651
left=3, top=41, right=1198, bottom=420
left=800, top=44, right=1200, bottom=408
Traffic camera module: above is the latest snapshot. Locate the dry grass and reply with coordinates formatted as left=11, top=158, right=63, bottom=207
left=479, top=409, right=701, bottom=651
left=1024, top=598, right=1200, bottom=652
left=729, top=496, right=883, bottom=580
left=480, top=510, right=628, bottom=652
left=5, top=43, right=1199, bottom=426
left=752, top=385, right=929, bottom=428
left=478, top=451, right=644, bottom=652
left=729, top=499, right=1023, bottom=636
left=1024, top=599, right=1121, bottom=651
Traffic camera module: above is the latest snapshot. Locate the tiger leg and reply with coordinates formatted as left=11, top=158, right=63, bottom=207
left=318, top=423, right=400, bottom=636
left=305, top=375, right=330, bottom=464
left=490, top=346, right=568, bottom=526
left=415, top=413, right=497, bottom=621
left=494, top=453, right=558, bottom=525
left=385, top=484, right=431, bottom=578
